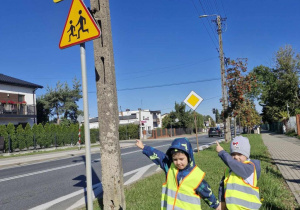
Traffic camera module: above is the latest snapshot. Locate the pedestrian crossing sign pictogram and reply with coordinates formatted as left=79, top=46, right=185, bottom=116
left=59, top=0, right=101, bottom=49
left=184, top=91, right=203, bottom=110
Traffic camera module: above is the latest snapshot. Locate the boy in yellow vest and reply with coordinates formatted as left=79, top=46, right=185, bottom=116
left=216, top=136, right=262, bottom=210
left=136, top=137, right=221, bottom=209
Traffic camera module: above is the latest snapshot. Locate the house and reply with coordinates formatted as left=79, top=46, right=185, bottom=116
left=119, top=109, right=162, bottom=131
left=87, top=109, right=162, bottom=131
left=0, top=74, right=43, bottom=127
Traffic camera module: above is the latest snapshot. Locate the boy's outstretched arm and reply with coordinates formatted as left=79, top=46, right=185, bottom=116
left=135, top=140, right=170, bottom=174
left=215, top=141, right=254, bottom=179
left=136, top=140, right=144, bottom=150
left=196, top=180, right=220, bottom=209
left=216, top=141, right=224, bottom=153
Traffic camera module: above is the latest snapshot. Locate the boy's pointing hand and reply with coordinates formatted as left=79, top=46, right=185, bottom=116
left=216, top=141, right=224, bottom=153
left=136, top=139, right=144, bottom=150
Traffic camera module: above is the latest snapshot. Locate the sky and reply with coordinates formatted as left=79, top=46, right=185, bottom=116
left=1, top=0, right=300, bottom=119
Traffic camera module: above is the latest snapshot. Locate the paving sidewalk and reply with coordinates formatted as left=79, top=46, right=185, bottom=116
left=261, top=131, right=300, bottom=204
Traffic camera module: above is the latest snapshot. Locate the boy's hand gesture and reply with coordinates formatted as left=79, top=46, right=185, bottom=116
left=216, top=141, right=224, bottom=153
left=136, top=139, right=144, bottom=150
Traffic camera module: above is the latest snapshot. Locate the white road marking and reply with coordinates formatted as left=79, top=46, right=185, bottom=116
left=0, top=144, right=165, bottom=183
left=0, top=162, right=83, bottom=183
left=29, top=163, right=157, bottom=210
left=124, top=164, right=154, bottom=185
left=29, top=183, right=102, bottom=210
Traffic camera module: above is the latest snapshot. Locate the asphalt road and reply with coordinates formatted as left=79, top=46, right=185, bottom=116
left=0, top=134, right=222, bottom=210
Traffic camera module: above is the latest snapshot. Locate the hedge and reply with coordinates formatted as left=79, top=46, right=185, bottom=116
left=0, top=122, right=140, bottom=153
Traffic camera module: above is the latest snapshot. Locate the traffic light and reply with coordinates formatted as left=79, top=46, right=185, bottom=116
left=212, top=108, right=216, bottom=114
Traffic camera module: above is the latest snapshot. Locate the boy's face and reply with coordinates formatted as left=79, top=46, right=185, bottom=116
left=172, top=152, right=188, bottom=170
left=231, top=152, right=247, bottom=162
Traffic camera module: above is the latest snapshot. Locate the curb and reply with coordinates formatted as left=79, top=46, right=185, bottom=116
left=193, top=139, right=225, bottom=152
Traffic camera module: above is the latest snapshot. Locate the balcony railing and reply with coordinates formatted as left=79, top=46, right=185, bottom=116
left=0, top=104, right=36, bottom=116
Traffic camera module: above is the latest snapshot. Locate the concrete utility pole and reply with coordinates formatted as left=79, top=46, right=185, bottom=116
left=89, top=0, right=126, bottom=209
left=216, top=15, right=231, bottom=142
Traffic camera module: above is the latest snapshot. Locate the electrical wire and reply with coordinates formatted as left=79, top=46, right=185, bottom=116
left=117, top=77, right=220, bottom=92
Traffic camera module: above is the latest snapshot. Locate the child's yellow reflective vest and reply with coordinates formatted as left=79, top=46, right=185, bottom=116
left=224, top=160, right=262, bottom=210
left=161, top=163, right=205, bottom=210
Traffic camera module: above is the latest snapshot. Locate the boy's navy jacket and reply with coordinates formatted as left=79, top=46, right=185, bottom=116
left=143, top=137, right=219, bottom=208
left=218, top=150, right=261, bottom=202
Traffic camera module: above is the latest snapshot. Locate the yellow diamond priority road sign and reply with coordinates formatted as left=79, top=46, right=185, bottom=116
left=184, top=91, right=203, bottom=110
left=59, top=0, right=101, bottom=49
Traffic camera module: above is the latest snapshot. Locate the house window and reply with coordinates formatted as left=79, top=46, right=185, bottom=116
left=18, top=95, right=24, bottom=103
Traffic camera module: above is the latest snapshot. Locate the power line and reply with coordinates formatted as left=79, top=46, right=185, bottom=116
left=117, top=57, right=218, bottom=81
left=88, top=77, right=220, bottom=92
left=189, top=0, right=219, bottom=51
left=219, top=0, right=227, bottom=18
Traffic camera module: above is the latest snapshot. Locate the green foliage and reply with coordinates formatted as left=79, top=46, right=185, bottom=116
left=90, top=129, right=99, bottom=143
left=7, top=123, right=16, bottom=151
left=0, top=125, right=8, bottom=151
left=40, top=78, right=82, bottom=124
left=226, top=58, right=256, bottom=117
left=119, top=124, right=139, bottom=140
left=250, top=45, right=300, bottom=123
left=24, top=123, right=33, bottom=148
left=36, top=97, right=50, bottom=124
left=16, top=125, right=26, bottom=150
left=70, top=123, right=79, bottom=145
left=162, top=102, right=209, bottom=129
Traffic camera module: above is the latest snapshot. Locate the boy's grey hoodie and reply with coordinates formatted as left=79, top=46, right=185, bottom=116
left=218, top=150, right=261, bottom=201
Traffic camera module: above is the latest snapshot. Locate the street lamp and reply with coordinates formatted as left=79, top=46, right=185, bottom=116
left=199, top=14, right=231, bottom=142
left=199, top=14, right=219, bottom=18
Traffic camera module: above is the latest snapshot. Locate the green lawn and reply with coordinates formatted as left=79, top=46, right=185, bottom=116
left=91, top=134, right=300, bottom=210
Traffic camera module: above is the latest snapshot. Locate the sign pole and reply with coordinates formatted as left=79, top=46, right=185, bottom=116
left=80, top=43, right=93, bottom=210
left=194, top=111, right=199, bottom=153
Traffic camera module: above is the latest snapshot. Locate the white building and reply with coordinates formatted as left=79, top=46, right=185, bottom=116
left=0, top=74, right=43, bottom=126
left=119, top=109, right=162, bottom=131
left=87, top=109, right=162, bottom=131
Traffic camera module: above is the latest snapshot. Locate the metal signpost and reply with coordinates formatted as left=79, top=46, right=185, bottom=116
left=57, top=0, right=101, bottom=209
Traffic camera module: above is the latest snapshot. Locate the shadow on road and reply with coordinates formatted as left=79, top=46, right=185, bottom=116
left=72, top=155, right=103, bottom=209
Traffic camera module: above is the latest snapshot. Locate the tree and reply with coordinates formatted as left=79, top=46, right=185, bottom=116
left=162, top=102, right=193, bottom=128
left=16, top=125, right=26, bottom=150
left=40, top=78, right=82, bottom=124
left=36, top=97, right=50, bottom=124
left=7, top=123, right=16, bottom=151
left=0, top=125, right=8, bottom=151
left=24, top=123, right=33, bottom=148
left=226, top=58, right=256, bottom=118
left=250, top=45, right=300, bottom=123
left=239, top=100, right=261, bottom=133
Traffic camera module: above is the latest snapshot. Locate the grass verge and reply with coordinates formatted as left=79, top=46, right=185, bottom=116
left=91, top=134, right=300, bottom=210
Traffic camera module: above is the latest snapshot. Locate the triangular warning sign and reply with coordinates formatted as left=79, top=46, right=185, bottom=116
left=59, top=0, right=101, bottom=49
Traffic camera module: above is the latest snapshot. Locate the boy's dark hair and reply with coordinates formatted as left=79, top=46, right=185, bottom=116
left=170, top=149, right=189, bottom=160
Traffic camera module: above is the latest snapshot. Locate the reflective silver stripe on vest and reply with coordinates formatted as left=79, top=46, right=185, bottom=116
left=161, top=200, right=186, bottom=210
left=162, top=186, right=201, bottom=205
left=226, top=183, right=260, bottom=199
left=226, top=197, right=261, bottom=209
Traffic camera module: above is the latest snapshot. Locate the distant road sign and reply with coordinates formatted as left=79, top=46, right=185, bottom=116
left=59, top=0, right=101, bottom=49
left=184, top=91, right=203, bottom=110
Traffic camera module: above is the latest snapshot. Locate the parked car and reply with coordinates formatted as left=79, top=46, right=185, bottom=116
left=208, top=127, right=223, bottom=137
